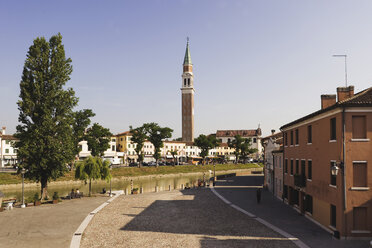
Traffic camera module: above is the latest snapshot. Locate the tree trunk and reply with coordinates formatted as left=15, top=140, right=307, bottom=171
left=41, top=177, right=48, bottom=200
left=89, top=178, right=92, bottom=196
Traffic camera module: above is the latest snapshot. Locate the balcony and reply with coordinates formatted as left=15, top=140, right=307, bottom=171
left=294, top=174, right=306, bottom=188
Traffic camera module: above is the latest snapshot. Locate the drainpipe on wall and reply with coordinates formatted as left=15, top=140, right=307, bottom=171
left=342, top=107, right=347, bottom=238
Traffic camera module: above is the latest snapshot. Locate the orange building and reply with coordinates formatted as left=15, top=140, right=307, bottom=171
left=281, top=86, right=372, bottom=238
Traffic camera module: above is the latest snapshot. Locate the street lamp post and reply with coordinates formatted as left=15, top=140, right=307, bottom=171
left=21, top=168, right=26, bottom=208
left=109, top=165, right=113, bottom=197
left=213, top=162, right=216, bottom=186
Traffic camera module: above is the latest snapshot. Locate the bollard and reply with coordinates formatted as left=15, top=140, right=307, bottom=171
left=140, top=187, right=143, bottom=194
left=181, top=184, right=184, bottom=190
left=169, top=185, right=171, bottom=191
left=125, top=188, right=129, bottom=195
left=155, top=186, right=159, bottom=192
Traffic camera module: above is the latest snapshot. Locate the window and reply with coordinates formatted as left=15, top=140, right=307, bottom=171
left=301, top=160, right=305, bottom=176
left=330, top=161, right=337, bottom=186
left=284, top=132, right=288, bottom=146
left=121, top=138, right=123, bottom=141
left=112, top=145, right=115, bottom=151
left=352, top=116, right=366, bottom=139
left=307, top=125, right=312, bottom=143
left=253, top=138, right=257, bottom=143
left=184, top=78, right=186, bottom=86
left=188, top=78, right=190, bottom=86
left=285, top=159, right=288, bottom=173
left=308, top=160, right=312, bottom=180
left=290, top=130, right=294, bottom=145
left=353, top=163, right=367, bottom=187
left=330, top=204, right=336, bottom=227
left=227, top=138, right=231, bottom=143
left=295, top=129, right=299, bottom=145
left=330, top=118, right=336, bottom=140
left=5, top=149, right=9, bottom=154
left=295, top=160, right=299, bottom=174
left=290, top=159, right=293, bottom=175
left=353, top=207, right=367, bottom=230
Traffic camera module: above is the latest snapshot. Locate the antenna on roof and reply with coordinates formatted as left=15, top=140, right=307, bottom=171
left=333, top=54, right=348, bottom=87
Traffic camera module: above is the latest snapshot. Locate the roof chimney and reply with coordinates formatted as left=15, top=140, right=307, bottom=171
left=271, top=129, right=275, bottom=135
left=321, top=94, right=336, bottom=109
left=337, top=85, right=354, bottom=102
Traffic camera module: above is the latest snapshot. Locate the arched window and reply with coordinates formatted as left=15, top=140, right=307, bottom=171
left=184, top=78, right=186, bottom=86
left=188, top=78, right=190, bottom=86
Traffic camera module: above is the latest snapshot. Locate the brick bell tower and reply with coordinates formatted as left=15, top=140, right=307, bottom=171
left=181, top=38, right=194, bottom=142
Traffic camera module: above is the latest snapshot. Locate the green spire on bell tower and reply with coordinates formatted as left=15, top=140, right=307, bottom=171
left=183, top=37, right=192, bottom=65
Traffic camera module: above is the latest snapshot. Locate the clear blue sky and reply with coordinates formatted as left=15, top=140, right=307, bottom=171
left=1, top=1, right=372, bottom=137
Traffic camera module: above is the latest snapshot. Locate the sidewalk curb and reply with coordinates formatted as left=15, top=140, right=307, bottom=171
left=69, top=190, right=124, bottom=248
left=210, top=187, right=310, bottom=248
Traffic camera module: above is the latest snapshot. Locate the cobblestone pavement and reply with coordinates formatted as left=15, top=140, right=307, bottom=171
left=81, top=189, right=298, bottom=248
left=0, top=195, right=108, bottom=248
left=214, top=175, right=370, bottom=248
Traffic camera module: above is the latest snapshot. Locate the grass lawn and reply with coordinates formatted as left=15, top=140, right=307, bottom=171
left=0, top=163, right=262, bottom=185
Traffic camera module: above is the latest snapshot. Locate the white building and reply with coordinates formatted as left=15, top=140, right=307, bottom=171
left=0, top=127, right=18, bottom=167
left=78, top=137, right=123, bottom=164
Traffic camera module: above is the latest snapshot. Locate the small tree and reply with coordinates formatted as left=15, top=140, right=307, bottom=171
left=75, top=156, right=111, bottom=196
left=145, top=123, right=173, bottom=167
left=85, top=123, right=112, bottom=157
left=194, top=134, right=220, bottom=165
left=170, top=149, right=178, bottom=165
left=129, top=125, right=147, bottom=167
left=241, top=138, right=258, bottom=163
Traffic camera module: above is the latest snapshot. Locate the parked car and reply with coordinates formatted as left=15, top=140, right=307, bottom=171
left=129, top=162, right=138, bottom=167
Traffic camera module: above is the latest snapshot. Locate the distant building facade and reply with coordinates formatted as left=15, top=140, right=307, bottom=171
left=0, top=127, right=18, bottom=167
left=216, top=128, right=263, bottom=159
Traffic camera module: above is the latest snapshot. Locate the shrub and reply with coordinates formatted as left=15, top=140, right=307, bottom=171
left=33, top=193, right=39, bottom=202
left=52, top=192, right=59, bottom=200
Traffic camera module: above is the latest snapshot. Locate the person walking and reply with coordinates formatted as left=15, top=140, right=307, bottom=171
left=256, top=188, right=262, bottom=204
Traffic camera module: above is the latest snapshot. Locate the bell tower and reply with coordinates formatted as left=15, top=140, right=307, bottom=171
left=181, top=38, right=194, bottom=142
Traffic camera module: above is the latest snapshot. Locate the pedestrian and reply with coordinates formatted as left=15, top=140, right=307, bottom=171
left=256, top=188, right=261, bottom=204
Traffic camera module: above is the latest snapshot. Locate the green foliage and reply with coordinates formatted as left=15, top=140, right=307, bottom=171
left=170, top=150, right=178, bottom=165
left=15, top=33, right=79, bottom=199
left=194, top=134, right=220, bottom=163
left=85, top=123, right=112, bottom=157
left=228, top=135, right=257, bottom=163
left=129, top=125, right=147, bottom=166
left=144, top=123, right=173, bottom=165
left=52, top=192, right=59, bottom=200
left=33, top=193, right=39, bottom=202
left=75, top=156, right=112, bottom=195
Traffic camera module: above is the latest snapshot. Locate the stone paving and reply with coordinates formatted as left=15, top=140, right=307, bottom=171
left=0, top=195, right=108, bottom=248
left=81, top=189, right=297, bottom=248
left=214, top=174, right=370, bottom=248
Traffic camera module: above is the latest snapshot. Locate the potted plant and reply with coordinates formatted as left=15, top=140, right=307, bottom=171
left=33, top=193, right=41, bottom=206
left=132, top=188, right=139, bottom=194
left=52, top=192, right=59, bottom=204
left=26, top=196, right=34, bottom=207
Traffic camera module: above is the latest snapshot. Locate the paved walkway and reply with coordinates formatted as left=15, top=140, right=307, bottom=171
left=81, top=189, right=298, bottom=248
left=0, top=195, right=109, bottom=248
left=214, top=175, right=370, bottom=248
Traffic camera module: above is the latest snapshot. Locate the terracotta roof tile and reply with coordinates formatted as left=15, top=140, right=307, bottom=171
left=216, top=129, right=260, bottom=137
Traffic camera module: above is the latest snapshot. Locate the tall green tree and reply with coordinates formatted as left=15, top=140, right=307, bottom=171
left=129, top=125, right=147, bottom=167
left=75, top=156, right=111, bottom=196
left=170, top=149, right=178, bottom=165
left=194, top=134, right=220, bottom=164
left=85, top=123, right=112, bottom=157
left=145, top=123, right=173, bottom=166
left=15, top=33, right=78, bottom=199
